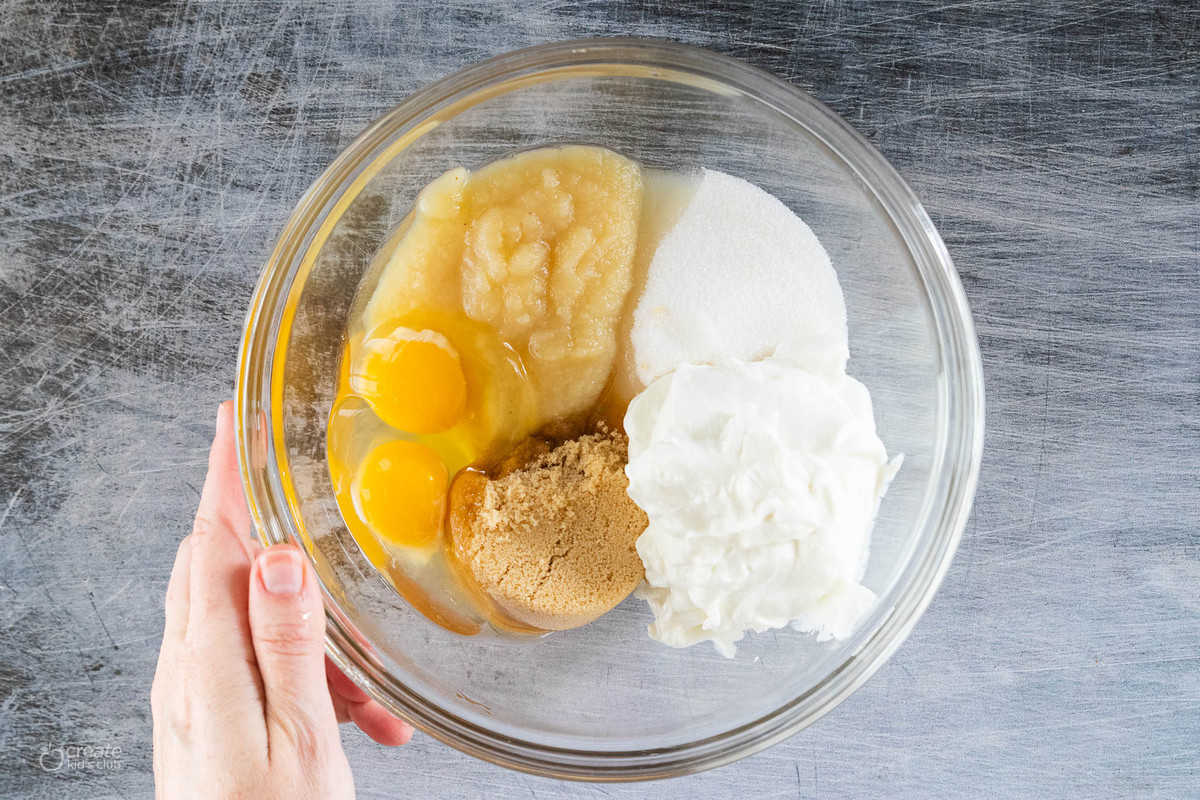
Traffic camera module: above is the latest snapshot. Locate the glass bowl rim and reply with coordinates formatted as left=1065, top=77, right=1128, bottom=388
left=235, top=36, right=985, bottom=781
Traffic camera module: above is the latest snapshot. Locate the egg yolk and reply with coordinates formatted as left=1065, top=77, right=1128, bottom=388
left=355, top=440, right=448, bottom=548
left=352, top=328, right=467, bottom=434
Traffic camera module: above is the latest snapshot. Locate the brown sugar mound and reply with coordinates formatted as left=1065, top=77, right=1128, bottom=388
left=447, top=429, right=648, bottom=631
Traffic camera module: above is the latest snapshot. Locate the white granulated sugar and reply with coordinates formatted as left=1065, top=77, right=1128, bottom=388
left=629, top=169, right=849, bottom=385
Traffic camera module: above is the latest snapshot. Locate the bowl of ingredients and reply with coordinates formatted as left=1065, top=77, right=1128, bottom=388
left=236, top=38, right=984, bottom=780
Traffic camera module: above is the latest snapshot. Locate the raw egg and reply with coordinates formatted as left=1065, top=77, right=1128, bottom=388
left=345, top=312, right=538, bottom=473
left=329, top=311, right=538, bottom=559
left=352, top=440, right=448, bottom=548
left=349, top=328, right=467, bottom=434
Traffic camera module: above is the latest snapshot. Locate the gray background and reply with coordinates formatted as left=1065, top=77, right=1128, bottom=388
left=1, top=1, right=1196, bottom=797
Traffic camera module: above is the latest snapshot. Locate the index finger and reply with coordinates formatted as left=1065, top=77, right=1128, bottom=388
left=186, top=403, right=263, bottom=700
left=161, top=535, right=193, bottom=648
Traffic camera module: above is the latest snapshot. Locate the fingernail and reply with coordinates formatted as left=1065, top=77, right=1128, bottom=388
left=259, top=548, right=304, bottom=596
left=215, top=401, right=234, bottom=436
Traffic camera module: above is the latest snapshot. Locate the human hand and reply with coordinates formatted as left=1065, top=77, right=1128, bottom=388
left=152, top=402, right=412, bottom=799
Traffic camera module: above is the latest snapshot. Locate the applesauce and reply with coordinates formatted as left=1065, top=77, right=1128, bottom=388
left=362, top=145, right=643, bottom=427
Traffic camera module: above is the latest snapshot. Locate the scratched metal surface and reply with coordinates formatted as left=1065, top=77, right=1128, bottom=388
left=1, top=1, right=1197, bottom=797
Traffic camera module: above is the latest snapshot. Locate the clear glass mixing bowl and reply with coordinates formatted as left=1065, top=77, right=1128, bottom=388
left=236, top=39, right=984, bottom=780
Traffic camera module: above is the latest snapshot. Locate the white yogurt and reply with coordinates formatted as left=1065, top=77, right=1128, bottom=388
left=625, top=359, right=901, bottom=657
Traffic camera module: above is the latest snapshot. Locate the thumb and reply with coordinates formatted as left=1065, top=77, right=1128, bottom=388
left=248, top=544, right=339, bottom=755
